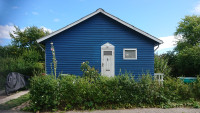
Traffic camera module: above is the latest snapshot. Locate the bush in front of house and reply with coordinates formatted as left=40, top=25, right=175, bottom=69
left=80, top=61, right=100, bottom=80
left=192, top=76, right=200, bottom=99
left=29, top=74, right=200, bottom=111
left=29, top=75, right=59, bottom=112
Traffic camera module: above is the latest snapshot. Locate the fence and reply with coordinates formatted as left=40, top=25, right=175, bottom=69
left=154, top=73, right=164, bottom=85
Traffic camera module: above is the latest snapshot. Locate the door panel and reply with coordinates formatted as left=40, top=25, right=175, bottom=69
left=101, top=43, right=115, bottom=77
left=101, top=50, right=114, bottom=77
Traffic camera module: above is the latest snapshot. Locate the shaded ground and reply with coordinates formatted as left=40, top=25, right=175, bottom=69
left=0, top=90, right=7, bottom=99
left=11, top=101, right=30, bottom=111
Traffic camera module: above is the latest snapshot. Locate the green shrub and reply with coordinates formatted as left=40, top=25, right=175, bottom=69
left=0, top=56, right=44, bottom=77
left=162, top=77, right=192, bottom=101
left=154, top=54, right=171, bottom=76
left=21, top=49, right=41, bottom=63
left=192, top=76, right=200, bottom=99
left=29, top=75, right=59, bottom=112
left=81, top=61, right=100, bottom=80
left=0, top=49, right=44, bottom=77
left=29, top=73, right=200, bottom=111
left=30, top=74, right=169, bottom=111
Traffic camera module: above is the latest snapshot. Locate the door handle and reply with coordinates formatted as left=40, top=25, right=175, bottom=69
left=102, top=63, right=104, bottom=67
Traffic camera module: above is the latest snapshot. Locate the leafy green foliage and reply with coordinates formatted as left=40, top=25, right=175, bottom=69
left=0, top=26, right=49, bottom=80
left=175, top=46, right=200, bottom=76
left=162, top=15, right=200, bottom=77
left=192, top=76, right=200, bottom=99
left=29, top=73, right=200, bottom=111
left=81, top=61, right=100, bottom=80
left=0, top=49, right=44, bottom=77
left=0, top=45, right=20, bottom=58
left=10, top=26, right=49, bottom=50
left=154, top=54, right=171, bottom=76
left=160, top=51, right=179, bottom=77
left=9, top=26, right=50, bottom=62
left=162, top=77, right=192, bottom=101
left=29, top=75, right=59, bottom=112
left=21, top=49, right=42, bottom=63
left=174, top=15, right=200, bottom=52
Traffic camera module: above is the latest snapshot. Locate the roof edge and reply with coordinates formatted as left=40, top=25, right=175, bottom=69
left=37, top=8, right=163, bottom=44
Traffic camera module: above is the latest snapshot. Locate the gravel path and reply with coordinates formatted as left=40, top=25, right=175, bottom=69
left=65, top=108, right=200, bottom=113
left=0, top=108, right=199, bottom=113
left=0, top=90, right=29, bottom=104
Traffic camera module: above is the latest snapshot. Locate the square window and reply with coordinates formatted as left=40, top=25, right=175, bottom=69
left=123, top=48, right=137, bottom=60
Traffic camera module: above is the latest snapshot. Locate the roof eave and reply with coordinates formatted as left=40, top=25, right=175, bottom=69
left=37, top=8, right=163, bottom=44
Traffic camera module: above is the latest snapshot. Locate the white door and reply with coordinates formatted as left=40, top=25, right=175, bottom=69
left=101, top=43, right=115, bottom=77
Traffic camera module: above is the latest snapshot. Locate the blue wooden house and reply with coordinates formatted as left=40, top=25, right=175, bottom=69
left=37, top=8, right=163, bottom=77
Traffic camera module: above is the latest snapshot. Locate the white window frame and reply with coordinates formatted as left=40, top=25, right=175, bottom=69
left=123, top=48, right=137, bottom=60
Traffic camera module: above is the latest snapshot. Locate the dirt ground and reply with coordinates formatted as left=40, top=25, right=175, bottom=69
left=0, top=90, right=7, bottom=99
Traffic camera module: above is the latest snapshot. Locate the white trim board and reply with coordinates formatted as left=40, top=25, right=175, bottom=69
left=37, top=8, right=163, bottom=44
left=123, top=48, right=137, bottom=60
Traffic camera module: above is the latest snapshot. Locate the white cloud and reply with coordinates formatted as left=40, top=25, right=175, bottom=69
left=32, top=11, right=39, bottom=15
left=157, top=36, right=178, bottom=51
left=0, top=25, right=53, bottom=40
left=0, top=25, right=15, bottom=39
left=40, top=26, right=53, bottom=33
left=53, top=18, right=60, bottom=22
left=192, top=2, right=200, bottom=14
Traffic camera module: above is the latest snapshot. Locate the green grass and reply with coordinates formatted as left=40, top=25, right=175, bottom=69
left=0, top=93, right=29, bottom=110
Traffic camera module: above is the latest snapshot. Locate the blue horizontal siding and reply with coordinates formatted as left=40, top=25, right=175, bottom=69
left=44, top=13, right=156, bottom=77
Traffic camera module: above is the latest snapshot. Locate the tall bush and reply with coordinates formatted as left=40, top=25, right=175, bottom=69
left=29, top=75, right=59, bottom=112
left=154, top=54, right=171, bottom=76
left=0, top=49, right=44, bottom=77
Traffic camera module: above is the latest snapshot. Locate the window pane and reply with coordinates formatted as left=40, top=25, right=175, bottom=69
left=104, top=51, right=112, bottom=55
left=125, top=50, right=136, bottom=58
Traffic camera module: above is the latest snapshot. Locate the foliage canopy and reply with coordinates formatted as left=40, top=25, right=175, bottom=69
left=174, top=15, right=200, bottom=52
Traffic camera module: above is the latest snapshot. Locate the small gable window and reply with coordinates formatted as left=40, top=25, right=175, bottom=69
left=123, top=48, right=137, bottom=60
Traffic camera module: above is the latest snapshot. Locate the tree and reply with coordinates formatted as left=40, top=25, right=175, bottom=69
left=176, top=46, right=200, bottom=77
left=0, top=45, right=20, bottom=58
left=163, top=15, right=200, bottom=77
left=10, top=26, right=50, bottom=49
left=10, top=26, right=50, bottom=61
left=160, top=51, right=179, bottom=77
left=174, top=15, right=200, bottom=52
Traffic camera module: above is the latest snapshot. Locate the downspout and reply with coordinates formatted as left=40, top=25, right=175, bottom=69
left=154, top=44, right=159, bottom=52
left=38, top=44, right=45, bottom=52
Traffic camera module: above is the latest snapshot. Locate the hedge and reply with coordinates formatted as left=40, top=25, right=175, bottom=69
left=29, top=75, right=200, bottom=112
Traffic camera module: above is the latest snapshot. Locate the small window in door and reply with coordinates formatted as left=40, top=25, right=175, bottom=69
left=123, top=48, right=137, bottom=60
left=104, top=51, right=112, bottom=55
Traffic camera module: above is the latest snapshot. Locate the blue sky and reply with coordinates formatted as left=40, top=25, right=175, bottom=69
left=0, top=0, right=200, bottom=54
